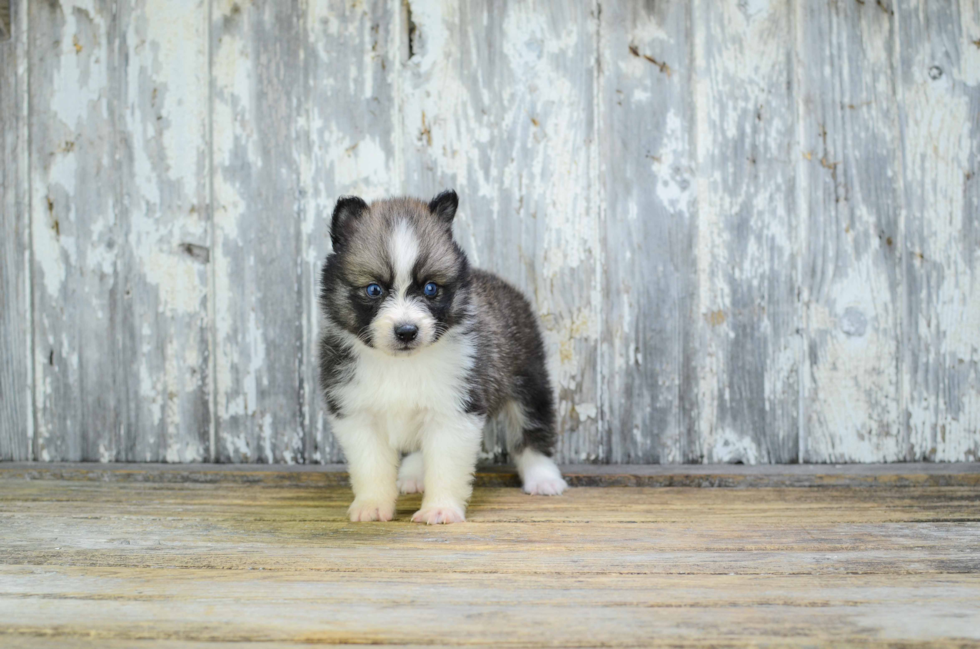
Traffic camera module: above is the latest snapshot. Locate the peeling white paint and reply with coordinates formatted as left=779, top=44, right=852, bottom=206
left=799, top=0, right=909, bottom=463
left=710, top=427, right=761, bottom=464
left=142, top=252, right=204, bottom=315
left=899, top=6, right=980, bottom=462
left=212, top=33, right=256, bottom=167
left=50, top=2, right=108, bottom=133
left=576, top=403, right=598, bottom=421
left=11, top=0, right=979, bottom=466
left=653, top=111, right=693, bottom=214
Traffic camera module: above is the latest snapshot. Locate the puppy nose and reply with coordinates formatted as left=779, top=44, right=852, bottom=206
left=394, top=324, right=419, bottom=342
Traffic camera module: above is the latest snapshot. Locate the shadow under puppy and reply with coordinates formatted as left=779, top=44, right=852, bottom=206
left=318, top=190, right=567, bottom=524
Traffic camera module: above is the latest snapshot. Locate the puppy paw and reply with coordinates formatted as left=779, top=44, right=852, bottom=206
left=397, top=451, right=425, bottom=494
left=411, top=504, right=465, bottom=525
left=523, top=475, right=568, bottom=496
left=519, top=452, right=568, bottom=496
left=397, top=476, right=424, bottom=494
left=348, top=498, right=395, bottom=522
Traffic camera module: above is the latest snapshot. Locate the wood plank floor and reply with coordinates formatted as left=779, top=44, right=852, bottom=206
left=0, top=467, right=978, bottom=647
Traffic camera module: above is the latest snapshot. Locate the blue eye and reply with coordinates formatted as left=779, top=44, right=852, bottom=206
left=365, top=283, right=383, bottom=298
left=423, top=282, right=438, bottom=297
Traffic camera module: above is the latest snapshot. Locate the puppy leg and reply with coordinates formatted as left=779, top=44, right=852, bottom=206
left=515, top=447, right=567, bottom=496
left=397, top=451, right=425, bottom=494
left=331, top=413, right=399, bottom=522
left=412, top=413, right=484, bottom=524
left=502, top=386, right=567, bottom=496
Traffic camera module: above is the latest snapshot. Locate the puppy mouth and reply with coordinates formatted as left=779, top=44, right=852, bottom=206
left=391, top=340, right=424, bottom=354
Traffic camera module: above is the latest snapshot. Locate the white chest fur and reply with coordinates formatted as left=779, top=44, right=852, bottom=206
left=330, top=331, right=476, bottom=451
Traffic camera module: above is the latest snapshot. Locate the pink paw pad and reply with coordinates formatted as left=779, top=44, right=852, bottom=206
left=411, top=505, right=465, bottom=525
left=523, top=477, right=568, bottom=496
left=348, top=501, right=395, bottom=522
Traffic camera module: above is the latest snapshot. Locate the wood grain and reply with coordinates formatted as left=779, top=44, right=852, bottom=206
left=598, top=0, right=697, bottom=463
left=114, top=0, right=211, bottom=461
left=26, top=0, right=211, bottom=462
left=211, top=0, right=307, bottom=463
left=693, top=0, right=801, bottom=464
left=4, top=460, right=980, bottom=488
left=0, top=475, right=978, bottom=646
left=897, top=0, right=980, bottom=463
left=29, top=0, right=123, bottom=461
left=798, top=0, right=905, bottom=462
left=0, top=0, right=31, bottom=461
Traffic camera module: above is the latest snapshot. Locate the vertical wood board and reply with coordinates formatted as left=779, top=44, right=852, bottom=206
left=798, top=0, right=906, bottom=462
left=598, top=0, right=697, bottom=463
left=897, top=0, right=980, bottom=463
left=211, top=0, right=307, bottom=463
left=693, top=0, right=800, bottom=463
left=0, top=0, right=32, bottom=461
left=115, top=0, right=212, bottom=462
left=29, top=0, right=122, bottom=461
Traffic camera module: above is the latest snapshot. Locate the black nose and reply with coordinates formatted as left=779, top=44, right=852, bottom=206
left=394, top=324, right=419, bottom=342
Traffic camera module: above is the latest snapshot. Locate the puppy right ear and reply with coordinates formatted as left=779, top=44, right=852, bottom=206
left=330, top=196, right=368, bottom=249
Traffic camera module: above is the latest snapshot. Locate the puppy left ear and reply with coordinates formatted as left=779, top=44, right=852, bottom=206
left=428, top=189, right=458, bottom=225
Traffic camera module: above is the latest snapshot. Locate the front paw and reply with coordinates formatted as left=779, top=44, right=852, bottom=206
left=523, top=475, right=568, bottom=496
left=519, top=452, right=568, bottom=496
left=397, top=475, right=424, bottom=494
left=348, top=498, right=395, bottom=522
left=397, top=451, right=425, bottom=494
left=411, top=503, right=466, bottom=525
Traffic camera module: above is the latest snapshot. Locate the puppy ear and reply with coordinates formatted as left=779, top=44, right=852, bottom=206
left=428, top=189, right=458, bottom=225
left=331, top=196, right=368, bottom=249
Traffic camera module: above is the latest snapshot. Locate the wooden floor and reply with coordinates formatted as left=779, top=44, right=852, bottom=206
left=1, top=465, right=979, bottom=647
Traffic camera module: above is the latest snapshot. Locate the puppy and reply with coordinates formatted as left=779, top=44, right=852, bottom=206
left=318, top=190, right=567, bottom=524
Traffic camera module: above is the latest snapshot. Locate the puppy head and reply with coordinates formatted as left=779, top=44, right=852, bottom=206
left=320, top=190, right=471, bottom=355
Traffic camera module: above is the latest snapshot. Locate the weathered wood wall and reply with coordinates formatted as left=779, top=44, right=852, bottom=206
left=1, top=0, right=978, bottom=465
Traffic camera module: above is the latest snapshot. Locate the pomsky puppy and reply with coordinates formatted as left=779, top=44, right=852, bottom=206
left=318, top=190, right=567, bottom=524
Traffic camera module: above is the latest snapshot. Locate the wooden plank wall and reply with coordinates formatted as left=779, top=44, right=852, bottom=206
left=1, top=0, right=977, bottom=465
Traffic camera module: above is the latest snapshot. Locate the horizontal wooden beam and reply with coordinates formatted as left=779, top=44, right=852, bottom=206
left=1, top=461, right=977, bottom=489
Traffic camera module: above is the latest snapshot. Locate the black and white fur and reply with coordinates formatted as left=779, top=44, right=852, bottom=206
left=318, top=191, right=567, bottom=524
